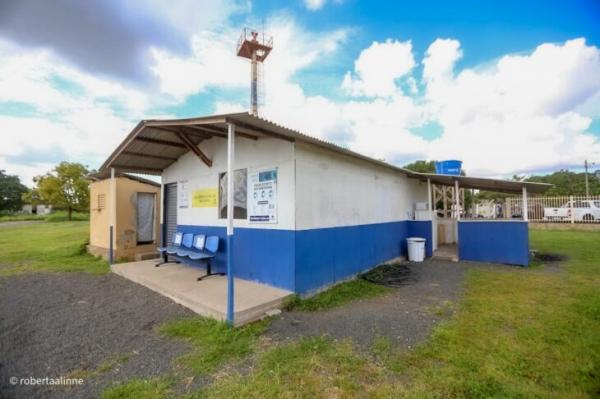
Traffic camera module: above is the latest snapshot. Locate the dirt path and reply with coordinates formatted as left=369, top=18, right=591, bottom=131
left=0, top=272, right=194, bottom=399
left=268, top=259, right=473, bottom=349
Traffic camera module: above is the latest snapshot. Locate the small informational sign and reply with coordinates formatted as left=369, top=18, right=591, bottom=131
left=178, top=180, right=188, bottom=208
left=192, top=188, right=218, bottom=208
left=248, top=168, right=277, bottom=223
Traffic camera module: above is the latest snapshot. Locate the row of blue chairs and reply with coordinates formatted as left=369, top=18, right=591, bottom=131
left=156, top=232, right=223, bottom=281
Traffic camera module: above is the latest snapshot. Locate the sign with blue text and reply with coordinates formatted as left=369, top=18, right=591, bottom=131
left=248, top=168, right=277, bottom=223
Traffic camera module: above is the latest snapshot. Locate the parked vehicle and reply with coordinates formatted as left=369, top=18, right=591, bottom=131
left=544, top=200, right=600, bottom=221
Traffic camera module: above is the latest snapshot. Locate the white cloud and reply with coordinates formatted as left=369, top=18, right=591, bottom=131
left=304, top=0, right=327, bottom=11
left=342, top=39, right=415, bottom=97
left=423, top=38, right=462, bottom=83
left=0, top=39, right=154, bottom=183
left=150, top=28, right=248, bottom=99
left=263, top=36, right=600, bottom=176
left=151, top=15, right=349, bottom=101
left=2, top=1, right=600, bottom=187
left=423, top=38, right=600, bottom=175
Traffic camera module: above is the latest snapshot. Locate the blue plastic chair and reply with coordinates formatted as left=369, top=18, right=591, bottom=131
left=191, top=236, right=223, bottom=281
left=156, top=232, right=183, bottom=266
left=176, top=233, right=195, bottom=256
left=157, top=232, right=182, bottom=255
left=192, top=234, right=206, bottom=251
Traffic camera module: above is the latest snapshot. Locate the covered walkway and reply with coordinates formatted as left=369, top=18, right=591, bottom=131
left=112, top=260, right=291, bottom=327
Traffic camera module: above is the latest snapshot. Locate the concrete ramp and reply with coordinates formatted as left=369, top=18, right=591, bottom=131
left=112, top=260, right=292, bottom=327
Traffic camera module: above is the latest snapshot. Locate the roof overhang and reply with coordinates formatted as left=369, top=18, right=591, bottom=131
left=99, top=112, right=552, bottom=195
left=87, top=171, right=161, bottom=187
left=408, top=172, right=552, bottom=194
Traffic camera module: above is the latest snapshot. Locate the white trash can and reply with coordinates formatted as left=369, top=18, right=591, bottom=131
left=406, top=237, right=426, bottom=262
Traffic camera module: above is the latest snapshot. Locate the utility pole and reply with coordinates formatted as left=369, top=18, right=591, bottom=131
left=585, top=160, right=589, bottom=198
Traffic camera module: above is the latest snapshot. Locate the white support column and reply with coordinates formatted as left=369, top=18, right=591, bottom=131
left=226, top=123, right=235, bottom=325
left=522, top=185, right=528, bottom=221
left=454, top=179, right=460, bottom=221
left=109, top=167, right=116, bottom=264
left=427, top=178, right=433, bottom=218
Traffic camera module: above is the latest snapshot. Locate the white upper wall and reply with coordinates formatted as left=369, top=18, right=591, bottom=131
left=295, top=142, right=428, bottom=230
left=162, top=135, right=296, bottom=230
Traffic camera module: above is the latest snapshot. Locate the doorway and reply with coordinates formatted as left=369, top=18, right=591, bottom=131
left=163, top=183, right=178, bottom=247
left=137, top=193, right=156, bottom=244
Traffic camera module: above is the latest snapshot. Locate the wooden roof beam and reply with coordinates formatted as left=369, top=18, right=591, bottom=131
left=176, top=132, right=213, bottom=167
left=135, top=136, right=186, bottom=148
left=148, top=125, right=210, bottom=141
left=122, top=151, right=178, bottom=161
left=187, top=124, right=259, bottom=141
left=110, top=164, right=164, bottom=174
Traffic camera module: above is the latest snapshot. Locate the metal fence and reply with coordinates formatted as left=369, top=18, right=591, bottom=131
left=486, top=195, right=600, bottom=223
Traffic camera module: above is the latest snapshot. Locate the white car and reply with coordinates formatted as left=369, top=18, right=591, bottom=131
left=544, top=200, right=600, bottom=222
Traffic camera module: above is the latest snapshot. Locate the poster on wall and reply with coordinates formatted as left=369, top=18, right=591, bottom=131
left=178, top=180, right=189, bottom=208
left=192, top=188, right=218, bottom=208
left=248, top=168, right=277, bottom=223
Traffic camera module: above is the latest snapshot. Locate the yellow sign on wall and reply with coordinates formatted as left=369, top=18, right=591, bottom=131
left=192, top=188, right=218, bottom=208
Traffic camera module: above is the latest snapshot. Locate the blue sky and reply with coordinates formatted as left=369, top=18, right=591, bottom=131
left=1, top=0, right=600, bottom=185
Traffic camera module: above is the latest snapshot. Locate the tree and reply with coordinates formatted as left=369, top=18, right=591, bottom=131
left=0, top=170, right=29, bottom=212
left=403, top=160, right=436, bottom=173
left=32, top=162, right=90, bottom=220
left=525, top=169, right=600, bottom=196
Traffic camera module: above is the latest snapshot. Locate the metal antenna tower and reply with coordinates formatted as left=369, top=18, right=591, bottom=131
left=236, top=27, right=273, bottom=116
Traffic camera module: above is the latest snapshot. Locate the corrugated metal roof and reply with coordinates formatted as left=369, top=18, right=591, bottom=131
left=99, top=112, right=552, bottom=194
left=410, top=173, right=550, bottom=194
left=88, top=171, right=161, bottom=187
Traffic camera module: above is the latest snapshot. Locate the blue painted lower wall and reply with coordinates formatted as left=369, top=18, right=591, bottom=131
left=176, top=225, right=296, bottom=292
left=458, top=221, right=529, bottom=266
left=295, top=220, right=433, bottom=295
left=174, top=220, right=433, bottom=295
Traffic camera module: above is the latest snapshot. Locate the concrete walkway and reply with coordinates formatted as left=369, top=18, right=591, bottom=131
left=112, top=260, right=292, bottom=326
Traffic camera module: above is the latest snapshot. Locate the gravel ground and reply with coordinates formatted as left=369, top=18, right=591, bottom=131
left=0, top=272, right=194, bottom=399
left=0, top=259, right=495, bottom=398
left=268, top=259, right=475, bottom=349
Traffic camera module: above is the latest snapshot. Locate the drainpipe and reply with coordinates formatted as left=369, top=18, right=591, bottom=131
left=226, top=123, right=236, bottom=325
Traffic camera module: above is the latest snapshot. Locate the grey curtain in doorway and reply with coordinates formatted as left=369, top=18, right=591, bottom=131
left=137, top=193, right=155, bottom=243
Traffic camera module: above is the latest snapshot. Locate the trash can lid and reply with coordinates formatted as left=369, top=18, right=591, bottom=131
left=406, top=237, right=426, bottom=242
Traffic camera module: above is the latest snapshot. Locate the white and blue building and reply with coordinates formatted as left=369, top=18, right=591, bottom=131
left=100, top=112, right=551, bottom=308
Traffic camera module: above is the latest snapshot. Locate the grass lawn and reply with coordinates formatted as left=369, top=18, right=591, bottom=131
left=101, top=378, right=173, bottom=399
left=2, top=219, right=596, bottom=397
left=158, top=317, right=268, bottom=374
left=284, top=278, right=392, bottom=311
left=0, top=221, right=108, bottom=276
left=197, top=229, right=600, bottom=398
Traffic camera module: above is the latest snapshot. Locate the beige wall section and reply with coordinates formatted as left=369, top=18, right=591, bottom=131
left=89, top=177, right=161, bottom=261
left=89, top=179, right=111, bottom=249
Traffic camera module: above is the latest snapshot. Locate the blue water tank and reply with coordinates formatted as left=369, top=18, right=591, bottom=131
left=435, top=160, right=462, bottom=175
